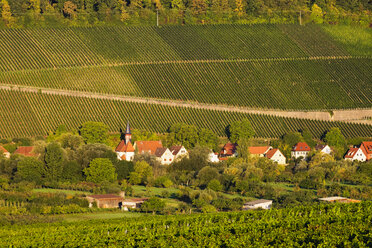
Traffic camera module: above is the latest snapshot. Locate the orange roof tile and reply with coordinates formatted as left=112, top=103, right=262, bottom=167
left=0, top=146, right=8, bottom=154
left=14, top=146, right=35, bottom=157
left=344, top=148, right=359, bottom=158
left=220, top=143, right=237, bottom=156
left=170, top=145, right=183, bottom=155
left=361, top=142, right=372, bottom=155
left=292, top=142, right=311, bottom=152
left=115, top=140, right=135, bottom=153
left=249, top=146, right=271, bottom=155
left=265, top=149, right=278, bottom=159
left=135, top=141, right=163, bottom=155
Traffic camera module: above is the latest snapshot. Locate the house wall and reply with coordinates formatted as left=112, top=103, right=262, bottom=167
left=243, top=202, right=272, bottom=210
left=322, top=146, right=332, bottom=154
left=117, top=151, right=135, bottom=161
left=269, top=151, right=286, bottom=165
left=159, top=150, right=175, bottom=165
left=291, top=151, right=309, bottom=159
left=348, top=149, right=366, bottom=162
left=175, top=147, right=188, bottom=160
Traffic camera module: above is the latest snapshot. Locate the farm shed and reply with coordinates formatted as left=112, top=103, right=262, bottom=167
left=243, top=199, right=273, bottom=210
left=122, top=198, right=149, bottom=211
left=86, top=194, right=124, bottom=209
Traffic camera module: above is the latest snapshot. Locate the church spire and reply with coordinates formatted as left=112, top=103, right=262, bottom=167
left=126, top=121, right=131, bottom=134
left=125, top=121, right=132, bottom=144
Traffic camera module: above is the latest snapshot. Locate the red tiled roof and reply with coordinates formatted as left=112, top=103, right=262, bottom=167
left=0, top=146, right=8, bottom=154
left=155, top=147, right=167, bottom=157
left=249, top=146, right=271, bottom=155
left=123, top=198, right=149, bottom=203
left=115, top=140, right=135, bottom=152
left=292, top=142, right=311, bottom=152
left=170, top=145, right=183, bottom=155
left=315, top=144, right=326, bottom=150
left=361, top=142, right=372, bottom=155
left=344, top=148, right=359, bottom=158
left=135, top=141, right=163, bottom=155
left=220, top=143, right=237, bottom=156
left=120, top=154, right=126, bottom=160
left=14, top=146, right=35, bottom=157
left=265, top=149, right=278, bottom=159
left=88, top=194, right=124, bottom=200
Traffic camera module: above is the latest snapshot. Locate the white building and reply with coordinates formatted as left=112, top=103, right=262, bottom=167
left=344, top=147, right=366, bottom=162
left=155, top=148, right=175, bottom=165
left=208, top=151, right=219, bottom=163
left=315, top=144, right=332, bottom=155
left=0, top=146, right=10, bottom=159
left=291, top=142, right=311, bottom=160
left=170, top=145, right=188, bottom=161
left=115, top=122, right=135, bottom=161
left=243, top=199, right=273, bottom=210
left=265, top=149, right=286, bottom=165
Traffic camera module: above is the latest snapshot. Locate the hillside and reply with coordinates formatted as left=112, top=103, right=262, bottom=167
left=0, top=24, right=371, bottom=110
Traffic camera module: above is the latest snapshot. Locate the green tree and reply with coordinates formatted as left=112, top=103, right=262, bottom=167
left=61, top=160, right=83, bottom=182
left=197, top=166, right=219, bottom=186
left=302, top=128, right=316, bottom=147
left=207, top=179, right=222, bottom=191
left=58, top=133, right=84, bottom=151
left=190, top=0, right=207, bottom=16
left=197, top=128, right=218, bottom=151
left=79, top=121, right=109, bottom=144
left=44, top=142, right=64, bottom=181
left=140, top=197, right=165, bottom=214
left=84, top=158, right=117, bottom=184
left=76, top=143, right=117, bottom=169
left=310, top=3, right=323, bottom=23
left=1, top=0, right=15, bottom=27
left=169, top=123, right=199, bottom=149
left=283, top=131, right=303, bottom=147
left=324, top=127, right=346, bottom=148
left=229, top=119, right=255, bottom=143
left=129, top=160, right=153, bottom=185
left=15, top=157, right=44, bottom=184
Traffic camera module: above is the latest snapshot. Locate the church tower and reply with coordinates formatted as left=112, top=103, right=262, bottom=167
left=124, top=122, right=132, bottom=145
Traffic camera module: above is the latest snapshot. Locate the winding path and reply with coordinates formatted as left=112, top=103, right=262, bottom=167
left=1, top=84, right=371, bottom=125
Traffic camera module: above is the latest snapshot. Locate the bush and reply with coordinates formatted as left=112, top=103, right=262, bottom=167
left=201, top=204, right=217, bottom=213
left=207, top=179, right=222, bottom=192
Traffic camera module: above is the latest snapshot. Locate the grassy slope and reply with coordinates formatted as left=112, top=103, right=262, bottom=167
left=0, top=89, right=370, bottom=139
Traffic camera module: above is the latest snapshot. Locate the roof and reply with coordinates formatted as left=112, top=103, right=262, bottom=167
left=315, top=144, right=327, bottom=150
left=170, top=145, right=183, bottom=155
left=87, top=194, right=124, bottom=200
left=122, top=198, right=149, bottom=203
left=344, top=148, right=360, bottom=158
left=361, top=142, right=372, bottom=155
left=135, top=141, right=163, bottom=155
left=125, top=122, right=131, bottom=134
left=249, top=146, right=271, bottom=155
left=220, top=143, right=237, bottom=156
left=292, top=142, right=311, bottom=152
left=318, top=196, right=347, bottom=201
left=265, top=149, right=279, bottom=159
left=14, top=146, right=35, bottom=157
left=155, top=147, right=168, bottom=157
left=244, top=199, right=272, bottom=205
left=0, top=146, right=9, bottom=154
left=115, top=140, right=135, bottom=153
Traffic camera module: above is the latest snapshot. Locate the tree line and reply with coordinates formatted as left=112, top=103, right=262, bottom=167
left=0, top=0, right=371, bottom=28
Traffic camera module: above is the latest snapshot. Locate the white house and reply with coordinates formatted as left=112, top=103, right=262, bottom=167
left=344, top=147, right=366, bottom=162
left=0, top=146, right=10, bottom=159
left=121, top=198, right=148, bottom=211
left=265, top=149, right=286, bottom=165
left=291, top=142, right=311, bottom=160
left=248, top=146, right=273, bottom=157
left=155, top=147, right=175, bottom=165
left=243, top=199, right=273, bottom=210
left=115, top=122, right=135, bottom=161
left=170, top=145, right=188, bottom=161
left=315, top=144, right=332, bottom=155
left=208, top=151, right=219, bottom=163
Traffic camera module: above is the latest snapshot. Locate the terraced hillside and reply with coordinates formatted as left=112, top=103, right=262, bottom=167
left=0, top=89, right=370, bottom=139
left=0, top=24, right=371, bottom=110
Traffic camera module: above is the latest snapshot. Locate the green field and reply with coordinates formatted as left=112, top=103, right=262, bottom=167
left=0, top=24, right=371, bottom=110
left=1, top=202, right=371, bottom=247
left=0, top=89, right=370, bottom=139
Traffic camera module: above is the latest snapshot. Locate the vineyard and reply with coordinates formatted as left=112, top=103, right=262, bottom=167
left=0, top=202, right=371, bottom=247
left=0, top=25, right=371, bottom=110
left=0, top=89, right=370, bottom=139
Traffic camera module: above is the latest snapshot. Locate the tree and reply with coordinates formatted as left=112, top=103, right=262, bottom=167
left=84, top=158, right=117, bottom=184
left=207, top=179, right=222, bottom=191
left=310, top=3, right=323, bottom=23
left=197, top=128, right=218, bottom=151
left=61, top=160, right=83, bottom=182
left=283, top=131, right=303, bottom=147
left=324, top=127, right=346, bottom=148
left=76, top=143, right=117, bottom=169
left=229, top=119, right=255, bottom=143
left=301, top=128, right=316, bottom=147
left=15, top=157, right=44, bottom=184
left=115, top=160, right=134, bottom=180
left=197, top=166, right=219, bottom=186
left=168, top=123, right=199, bottom=149
left=58, top=133, right=84, bottom=151
left=1, top=0, right=15, bottom=27
left=140, top=197, right=165, bottom=214
left=234, top=0, right=244, bottom=16
left=79, top=121, right=109, bottom=144
left=129, top=161, right=153, bottom=185
left=63, top=1, right=78, bottom=19
left=190, top=0, right=208, bottom=16
left=44, top=142, right=64, bottom=181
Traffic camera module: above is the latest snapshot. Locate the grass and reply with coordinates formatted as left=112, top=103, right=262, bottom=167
left=32, top=188, right=92, bottom=196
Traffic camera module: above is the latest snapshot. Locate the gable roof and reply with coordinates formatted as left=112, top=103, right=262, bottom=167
left=87, top=194, right=124, bottom=200
left=220, top=143, right=237, bottom=156
left=0, top=146, right=9, bottom=154
left=249, top=146, right=272, bottom=155
left=265, top=149, right=279, bottom=159
left=155, top=147, right=168, bottom=157
left=344, top=148, right=361, bottom=158
left=135, top=141, right=163, bottom=155
left=361, top=142, right=372, bottom=155
left=115, top=140, right=135, bottom=153
left=315, top=144, right=327, bottom=150
left=14, top=146, right=35, bottom=157
left=292, top=142, right=311, bottom=152
left=170, top=145, right=183, bottom=155
left=244, top=199, right=272, bottom=206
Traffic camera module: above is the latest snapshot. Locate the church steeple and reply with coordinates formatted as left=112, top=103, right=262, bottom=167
left=125, top=122, right=132, bottom=144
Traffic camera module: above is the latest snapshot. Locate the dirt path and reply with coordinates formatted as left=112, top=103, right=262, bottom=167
left=1, top=84, right=371, bottom=125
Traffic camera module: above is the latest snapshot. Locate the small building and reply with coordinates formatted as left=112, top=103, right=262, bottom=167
left=134, top=141, right=163, bottom=155
left=115, top=122, right=135, bottom=161
left=155, top=147, right=175, bottom=165
left=315, top=144, right=332, bottom=155
left=360, top=141, right=372, bottom=161
left=243, top=199, right=273, bottom=210
left=219, top=143, right=238, bottom=160
left=318, top=196, right=361, bottom=203
left=122, top=198, right=148, bottom=211
left=86, top=194, right=124, bottom=208
left=291, top=142, right=311, bottom=160
left=170, top=145, right=188, bottom=161
left=13, top=146, right=36, bottom=157
left=344, top=147, right=366, bottom=162
left=0, top=146, right=10, bottom=159
left=208, top=151, right=219, bottom=163
left=248, top=146, right=273, bottom=157
left=265, top=148, right=286, bottom=165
